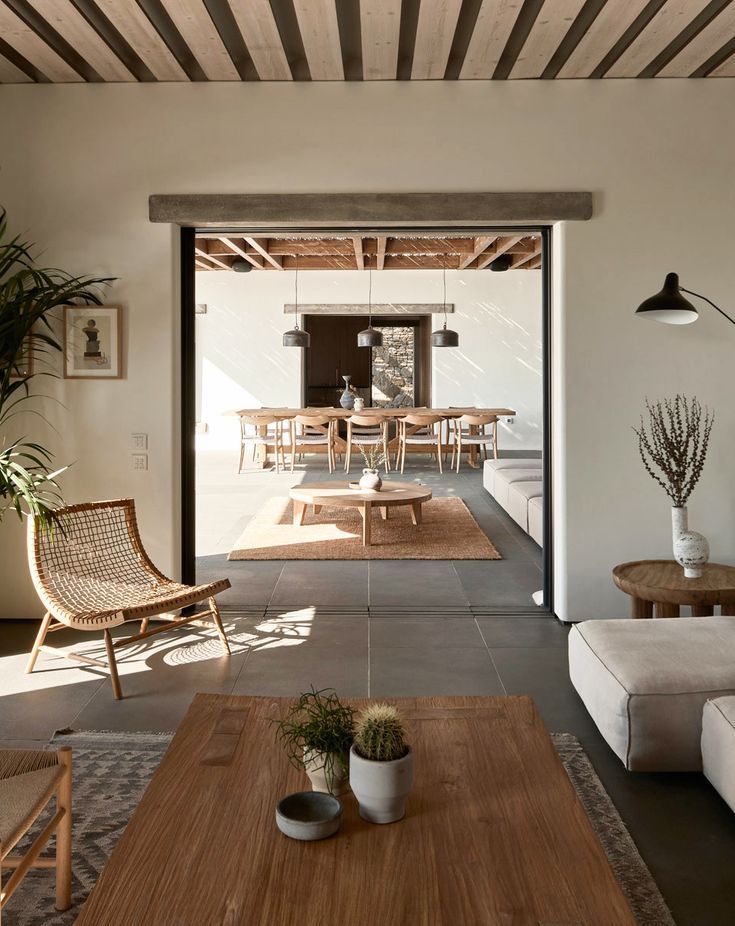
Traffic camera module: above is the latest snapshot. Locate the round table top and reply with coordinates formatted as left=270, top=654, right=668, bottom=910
left=289, top=481, right=432, bottom=507
left=612, top=560, right=735, bottom=605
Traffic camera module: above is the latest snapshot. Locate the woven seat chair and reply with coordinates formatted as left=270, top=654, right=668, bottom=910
left=0, top=747, right=72, bottom=921
left=26, top=499, right=232, bottom=700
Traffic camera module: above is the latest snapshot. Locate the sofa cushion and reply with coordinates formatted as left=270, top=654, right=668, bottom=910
left=482, top=458, right=542, bottom=496
left=528, top=495, right=543, bottom=547
left=702, top=697, right=735, bottom=812
left=493, top=469, right=543, bottom=509
left=507, top=481, right=543, bottom=531
left=569, top=617, right=735, bottom=771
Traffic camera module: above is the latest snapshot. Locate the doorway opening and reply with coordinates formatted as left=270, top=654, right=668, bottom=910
left=183, top=228, right=551, bottom=615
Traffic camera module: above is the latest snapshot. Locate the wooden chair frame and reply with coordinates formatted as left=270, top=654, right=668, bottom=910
left=290, top=416, right=336, bottom=473
left=397, top=415, right=444, bottom=474
left=26, top=499, right=232, bottom=700
left=238, top=415, right=287, bottom=473
left=344, top=415, right=391, bottom=475
left=451, top=414, right=498, bottom=471
left=0, top=747, right=72, bottom=921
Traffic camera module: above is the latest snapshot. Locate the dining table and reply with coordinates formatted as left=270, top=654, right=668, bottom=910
left=232, top=406, right=516, bottom=469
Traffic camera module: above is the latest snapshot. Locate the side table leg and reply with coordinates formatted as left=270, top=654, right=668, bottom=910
left=654, top=602, right=680, bottom=618
left=630, top=597, right=653, bottom=619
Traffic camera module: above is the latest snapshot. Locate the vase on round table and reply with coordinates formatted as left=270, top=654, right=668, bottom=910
left=359, top=469, right=382, bottom=492
left=340, top=375, right=354, bottom=410
left=671, top=506, right=709, bottom=578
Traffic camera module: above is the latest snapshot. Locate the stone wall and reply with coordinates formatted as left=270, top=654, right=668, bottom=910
left=372, top=326, right=414, bottom=407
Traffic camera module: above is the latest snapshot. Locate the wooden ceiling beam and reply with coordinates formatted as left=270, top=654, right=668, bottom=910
left=0, top=50, right=33, bottom=82
left=195, top=246, right=233, bottom=270
left=522, top=254, right=542, bottom=270
left=712, top=48, right=735, bottom=75
left=411, top=0, right=463, bottom=79
left=510, top=0, right=587, bottom=79
left=360, top=0, right=401, bottom=80
left=476, top=235, right=525, bottom=269
left=158, top=0, right=239, bottom=80
left=458, top=235, right=498, bottom=270
left=352, top=237, right=365, bottom=270
left=226, top=0, right=292, bottom=80
left=557, top=0, right=651, bottom=78
left=460, top=0, right=524, bottom=79
left=243, top=237, right=283, bottom=269
left=0, top=3, right=83, bottom=82
left=658, top=3, right=735, bottom=76
left=292, top=0, right=344, bottom=80
left=376, top=237, right=387, bottom=271
left=218, top=237, right=265, bottom=268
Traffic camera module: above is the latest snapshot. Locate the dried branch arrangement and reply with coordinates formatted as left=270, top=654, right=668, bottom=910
left=633, top=395, right=714, bottom=507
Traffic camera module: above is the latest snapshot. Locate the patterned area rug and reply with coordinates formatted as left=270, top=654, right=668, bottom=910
left=5, top=731, right=674, bottom=926
left=228, top=496, right=502, bottom=560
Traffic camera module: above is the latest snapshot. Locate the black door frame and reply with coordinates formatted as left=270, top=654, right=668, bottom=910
left=180, top=224, right=553, bottom=612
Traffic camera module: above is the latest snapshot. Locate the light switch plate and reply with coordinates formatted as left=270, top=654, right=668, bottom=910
left=131, top=433, right=148, bottom=450
left=132, top=454, right=148, bottom=471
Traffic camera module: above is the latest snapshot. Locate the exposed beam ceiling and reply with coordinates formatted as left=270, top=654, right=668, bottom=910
left=2, top=0, right=734, bottom=83
left=195, top=234, right=542, bottom=271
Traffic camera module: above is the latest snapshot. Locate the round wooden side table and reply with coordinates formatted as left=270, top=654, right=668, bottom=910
left=612, top=560, right=735, bottom=618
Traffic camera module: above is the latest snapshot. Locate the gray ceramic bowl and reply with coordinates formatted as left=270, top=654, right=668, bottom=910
left=276, top=791, right=343, bottom=841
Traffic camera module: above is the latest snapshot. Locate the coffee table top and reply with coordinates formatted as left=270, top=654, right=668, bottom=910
left=76, top=694, right=635, bottom=926
left=613, top=560, right=735, bottom=605
left=290, top=480, right=432, bottom=507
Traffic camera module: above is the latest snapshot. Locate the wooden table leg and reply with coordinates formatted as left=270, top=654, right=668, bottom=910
left=380, top=507, right=389, bottom=520
left=410, top=501, right=422, bottom=526
left=360, top=503, right=372, bottom=546
left=292, top=500, right=306, bottom=526
left=630, top=597, right=653, bottom=619
left=313, top=504, right=322, bottom=515
left=692, top=605, right=714, bottom=617
left=654, top=601, right=680, bottom=618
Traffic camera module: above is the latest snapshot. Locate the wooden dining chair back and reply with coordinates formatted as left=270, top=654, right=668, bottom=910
left=397, top=414, right=444, bottom=474
left=291, top=415, right=335, bottom=473
left=238, top=414, right=287, bottom=473
left=452, top=414, right=499, bottom=471
left=0, top=746, right=72, bottom=919
left=26, top=499, right=232, bottom=700
left=344, top=414, right=390, bottom=475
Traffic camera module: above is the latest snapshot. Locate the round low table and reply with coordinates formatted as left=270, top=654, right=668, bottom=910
left=612, top=560, right=735, bottom=618
left=289, top=481, right=432, bottom=547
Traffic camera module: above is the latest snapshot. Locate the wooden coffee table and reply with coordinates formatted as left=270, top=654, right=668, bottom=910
left=613, top=560, right=735, bottom=618
left=76, top=694, right=635, bottom=925
left=289, top=480, right=432, bottom=546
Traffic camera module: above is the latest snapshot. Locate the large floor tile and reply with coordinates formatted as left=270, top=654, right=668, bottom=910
left=368, top=561, right=469, bottom=610
left=196, top=555, right=283, bottom=610
left=369, top=646, right=505, bottom=697
left=476, top=616, right=569, bottom=648
left=454, top=561, right=542, bottom=608
left=269, top=561, right=369, bottom=609
left=369, top=617, right=486, bottom=648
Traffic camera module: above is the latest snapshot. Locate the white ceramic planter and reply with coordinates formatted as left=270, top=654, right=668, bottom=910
left=349, top=744, right=413, bottom=823
left=671, top=506, right=709, bottom=578
left=303, top=750, right=349, bottom=796
left=359, top=469, right=382, bottom=492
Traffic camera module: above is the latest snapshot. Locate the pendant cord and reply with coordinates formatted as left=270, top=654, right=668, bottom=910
left=443, top=258, right=448, bottom=330
left=368, top=266, right=372, bottom=327
left=294, top=254, right=299, bottom=329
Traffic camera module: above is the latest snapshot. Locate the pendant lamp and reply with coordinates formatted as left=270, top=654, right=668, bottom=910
left=282, top=255, right=310, bottom=348
left=431, top=261, right=459, bottom=347
left=357, top=266, right=383, bottom=348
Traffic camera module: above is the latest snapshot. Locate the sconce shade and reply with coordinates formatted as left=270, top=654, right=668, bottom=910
left=283, top=327, right=310, bottom=348
left=357, top=325, right=383, bottom=348
left=635, top=273, right=698, bottom=325
left=431, top=325, right=459, bottom=348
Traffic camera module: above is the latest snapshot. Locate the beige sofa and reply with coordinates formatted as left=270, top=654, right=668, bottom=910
left=483, top=458, right=542, bottom=545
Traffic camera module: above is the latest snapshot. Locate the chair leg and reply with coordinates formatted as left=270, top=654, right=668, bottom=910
left=103, top=629, right=123, bottom=700
left=26, top=612, right=52, bottom=674
left=437, top=438, right=443, bottom=474
left=209, top=597, right=231, bottom=655
left=55, top=747, right=73, bottom=911
left=238, top=441, right=246, bottom=474
left=456, top=438, right=462, bottom=473
left=140, top=617, right=149, bottom=634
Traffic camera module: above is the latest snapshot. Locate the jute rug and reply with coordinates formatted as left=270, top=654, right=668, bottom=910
left=7, top=731, right=674, bottom=926
left=228, top=496, right=502, bottom=560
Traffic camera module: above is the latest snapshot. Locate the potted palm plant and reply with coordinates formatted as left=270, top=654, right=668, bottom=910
left=0, top=209, right=111, bottom=529
left=273, top=688, right=355, bottom=795
left=349, top=703, right=413, bottom=823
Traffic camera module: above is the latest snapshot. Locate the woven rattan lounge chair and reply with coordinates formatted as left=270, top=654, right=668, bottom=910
left=26, top=499, right=232, bottom=700
left=0, top=747, right=72, bottom=920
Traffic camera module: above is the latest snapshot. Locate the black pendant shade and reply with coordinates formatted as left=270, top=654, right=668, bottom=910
left=635, top=273, right=698, bottom=325
left=431, top=324, right=459, bottom=348
left=488, top=254, right=513, bottom=272
left=232, top=258, right=253, bottom=273
left=357, top=324, right=383, bottom=348
left=283, top=327, right=310, bottom=348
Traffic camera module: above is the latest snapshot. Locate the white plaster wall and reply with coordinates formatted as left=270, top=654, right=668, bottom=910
left=195, top=268, right=542, bottom=451
left=0, top=80, right=734, bottom=621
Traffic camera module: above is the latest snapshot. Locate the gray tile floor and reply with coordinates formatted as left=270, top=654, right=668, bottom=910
left=2, top=611, right=735, bottom=925
left=196, top=454, right=544, bottom=613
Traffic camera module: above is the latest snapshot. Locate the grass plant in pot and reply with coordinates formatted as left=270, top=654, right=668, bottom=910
left=273, top=688, right=355, bottom=796
left=350, top=703, right=413, bottom=823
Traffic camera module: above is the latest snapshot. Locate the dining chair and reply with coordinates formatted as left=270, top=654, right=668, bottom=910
left=344, top=414, right=391, bottom=475
left=0, top=747, right=72, bottom=920
left=451, top=414, right=499, bottom=471
left=290, top=415, right=336, bottom=473
left=238, top=415, right=286, bottom=473
left=397, top=414, right=444, bottom=474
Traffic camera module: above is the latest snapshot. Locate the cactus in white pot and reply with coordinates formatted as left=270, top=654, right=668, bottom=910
left=349, top=703, right=413, bottom=823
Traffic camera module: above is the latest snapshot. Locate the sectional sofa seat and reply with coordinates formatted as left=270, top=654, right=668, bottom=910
left=702, top=697, right=735, bottom=812
left=483, top=458, right=543, bottom=545
left=569, top=617, right=735, bottom=772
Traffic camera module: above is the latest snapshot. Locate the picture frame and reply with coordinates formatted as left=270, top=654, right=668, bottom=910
left=63, top=305, right=122, bottom=379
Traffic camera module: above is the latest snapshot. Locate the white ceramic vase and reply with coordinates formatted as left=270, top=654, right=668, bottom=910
left=349, top=744, right=413, bottom=824
left=359, top=469, right=382, bottom=492
left=671, top=506, right=709, bottom=579
left=353, top=396, right=365, bottom=412
left=303, top=750, right=350, bottom=796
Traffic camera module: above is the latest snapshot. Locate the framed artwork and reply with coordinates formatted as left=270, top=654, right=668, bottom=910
left=63, top=306, right=122, bottom=379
